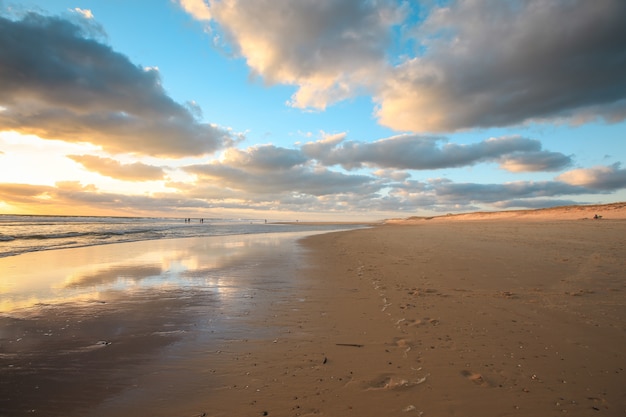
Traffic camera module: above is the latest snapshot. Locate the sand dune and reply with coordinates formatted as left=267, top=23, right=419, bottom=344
left=386, top=202, right=626, bottom=223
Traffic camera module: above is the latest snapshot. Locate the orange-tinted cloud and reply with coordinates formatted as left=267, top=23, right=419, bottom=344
left=68, top=155, right=166, bottom=181
left=557, top=163, right=626, bottom=190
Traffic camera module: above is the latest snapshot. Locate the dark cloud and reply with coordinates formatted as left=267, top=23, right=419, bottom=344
left=181, top=0, right=626, bottom=131
left=377, top=0, right=626, bottom=131
left=67, top=155, right=166, bottom=181
left=302, top=134, right=571, bottom=172
left=433, top=180, right=593, bottom=205
left=184, top=145, right=379, bottom=196
left=377, top=175, right=612, bottom=214
left=498, top=151, right=573, bottom=172
left=0, top=12, right=237, bottom=157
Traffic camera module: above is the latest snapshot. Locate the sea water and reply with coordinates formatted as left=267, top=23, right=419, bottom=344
left=0, top=215, right=363, bottom=258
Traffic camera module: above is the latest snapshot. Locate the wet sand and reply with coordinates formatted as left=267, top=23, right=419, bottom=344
left=1, top=208, right=625, bottom=416
left=0, top=232, right=320, bottom=417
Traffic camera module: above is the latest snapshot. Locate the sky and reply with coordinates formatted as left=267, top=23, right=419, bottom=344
left=0, top=0, right=625, bottom=221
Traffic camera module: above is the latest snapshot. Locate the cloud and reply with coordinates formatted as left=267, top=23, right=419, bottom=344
left=181, top=0, right=626, bottom=132
left=0, top=183, right=54, bottom=204
left=173, top=142, right=613, bottom=214
left=373, top=173, right=620, bottom=214
left=179, top=0, right=404, bottom=109
left=376, top=0, right=626, bottom=132
left=302, top=134, right=571, bottom=172
left=67, top=155, right=167, bottom=181
left=184, top=144, right=379, bottom=196
left=498, top=151, right=572, bottom=172
left=0, top=181, right=215, bottom=214
left=218, top=145, right=309, bottom=172
left=372, top=169, right=411, bottom=182
left=433, top=179, right=592, bottom=205
left=557, top=163, right=626, bottom=190
left=178, top=0, right=212, bottom=20
left=2, top=160, right=623, bottom=217
left=0, top=12, right=238, bottom=157
left=71, top=8, right=94, bottom=20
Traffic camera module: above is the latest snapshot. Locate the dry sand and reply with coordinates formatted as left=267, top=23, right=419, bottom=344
left=1, top=204, right=625, bottom=416
left=289, top=219, right=625, bottom=417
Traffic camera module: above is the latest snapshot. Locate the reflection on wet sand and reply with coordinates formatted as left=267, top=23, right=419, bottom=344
left=0, top=232, right=302, bottom=313
left=0, top=231, right=314, bottom=417
left=63, top=265, right=163, bottom=289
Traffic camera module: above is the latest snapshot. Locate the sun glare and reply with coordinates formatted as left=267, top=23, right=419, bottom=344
left=0, top=132, right=102, bottom=185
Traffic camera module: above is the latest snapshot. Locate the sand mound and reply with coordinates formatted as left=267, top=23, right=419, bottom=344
left=386, top=202, right=626, bottom=223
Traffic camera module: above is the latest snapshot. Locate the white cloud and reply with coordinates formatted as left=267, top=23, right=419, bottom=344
left=177, top=0, right=212, bottom=20
left=71, top=8, right=94, bottom=19
left=180, top=0, right=404, bottom=109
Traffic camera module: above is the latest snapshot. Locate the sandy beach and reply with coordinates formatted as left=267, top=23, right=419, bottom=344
left=1, top=204, right=625, bottom=416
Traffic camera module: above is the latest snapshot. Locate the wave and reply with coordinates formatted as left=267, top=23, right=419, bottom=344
left=11, top=226, right=179, bottom=241
left=0, top=216, right=365, bottom=258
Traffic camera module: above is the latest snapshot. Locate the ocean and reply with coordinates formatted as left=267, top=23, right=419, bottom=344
left=0, top=215, right=364, bottom=258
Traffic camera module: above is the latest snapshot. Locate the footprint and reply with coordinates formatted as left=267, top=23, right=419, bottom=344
left=394, top=338, right=412, bottom=348
left=393, top=338, right=414, bottom=356
left=364, top=374, right=428, bottom=391
left=498, top=291, right=518, bottom=299
left=405, top=317, right=440, bottom=327
left=587, top=396, right=608, bottom=411
left=460, top=370, right=490, bottom=387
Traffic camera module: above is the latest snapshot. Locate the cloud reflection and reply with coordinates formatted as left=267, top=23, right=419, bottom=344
left=63, top=264, right=163, bottom=289
left=0, top=231, right=310, bottom=313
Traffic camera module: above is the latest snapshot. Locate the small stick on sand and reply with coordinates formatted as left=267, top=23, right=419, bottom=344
left=335, top=343, right=364, bottom=347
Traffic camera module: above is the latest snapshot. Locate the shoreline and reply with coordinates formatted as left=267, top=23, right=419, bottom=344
left=1, top=218, right=625, bottom=416
left=0, top=219, right=366, bottom=259
left=0, top=231, right=324, bottom=416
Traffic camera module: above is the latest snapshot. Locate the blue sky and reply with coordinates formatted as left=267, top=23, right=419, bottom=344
left=0, top=0, right=625, bottom=220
